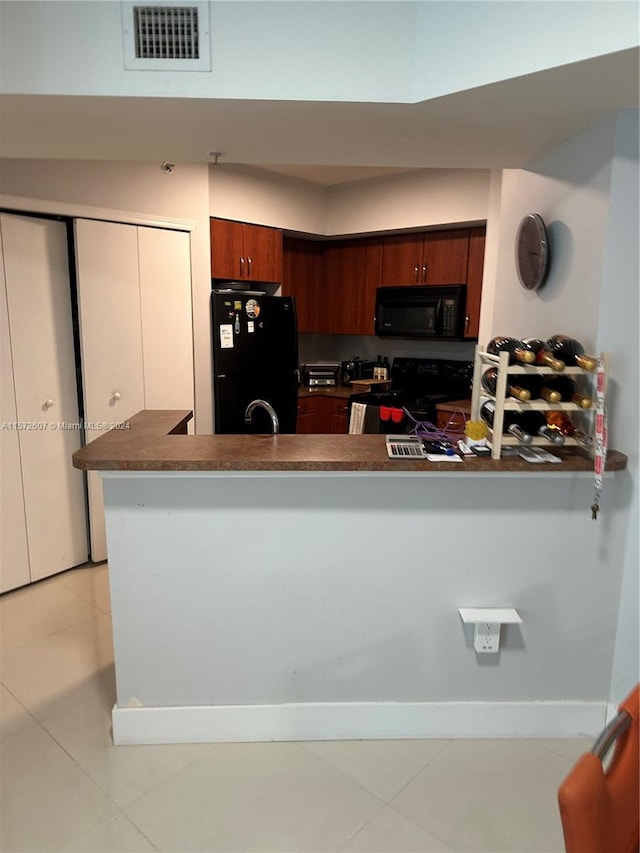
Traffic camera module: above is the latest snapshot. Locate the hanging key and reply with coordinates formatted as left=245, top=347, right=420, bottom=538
left=591, top=500, right=599, bottom=520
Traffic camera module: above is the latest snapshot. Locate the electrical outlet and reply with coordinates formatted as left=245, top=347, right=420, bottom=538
left=474, top=622, right=501, bottom=653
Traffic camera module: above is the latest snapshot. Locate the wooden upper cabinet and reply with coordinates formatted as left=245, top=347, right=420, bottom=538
left=464, top=226, right=486, bottom=339
left=282, top=237, right=324, bottom=334
left=210, top=218, right=282, bottom=283
left=324, top=238, right=382, bottom=336
left=423, top=229, right=470, bottom=284
left=380, top=234, right=423, bottom=285
left=381, top=229, right=470, bottom=285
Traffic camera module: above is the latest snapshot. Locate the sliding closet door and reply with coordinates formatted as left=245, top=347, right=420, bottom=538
left=75, top=219, right=145, bottom=563
left=138, top=227, right=194, bottom=417
left=0, top=249, right=30, bottom=592
left=1, top=214, right=88, bottom=584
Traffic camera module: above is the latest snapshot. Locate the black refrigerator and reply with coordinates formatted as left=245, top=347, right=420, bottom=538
left=211, top=290, right=299, bottom=433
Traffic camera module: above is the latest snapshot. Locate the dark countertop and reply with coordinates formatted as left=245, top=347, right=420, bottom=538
left=298, top=386, right=353, bottom=399
left=436, top=398, right=472, bottom=412
left=72, top=410, right=628, bottom=474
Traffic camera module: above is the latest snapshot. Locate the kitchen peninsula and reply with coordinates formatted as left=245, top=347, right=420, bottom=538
left=74, top=411, right=629, bottom=746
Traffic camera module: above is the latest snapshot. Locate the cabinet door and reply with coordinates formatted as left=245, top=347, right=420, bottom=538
left=422, top=229, right=470, bottom=284
left=2, top=214, right=88, bottom=582
left=464, top=227, right=485, bottom=339
left=380, top=234, right=423, bottom=285
left=138, top=227, right=194, bottom=419
left=243, top=223, right=283, bottom=283
left=437, top=409, right=467, bottom=433
left=330, top=398, right=349, bottom=434
left=0, top=265, right=30, bottom=592
left=282, top=237, right=322, bottom=333
left=210, top=218, right=245, bottom=280
left=296, top=397, right=319, bottom=433
left=325, top=238, right=381, bottom=335
left=75, top=219, right=145, bottom=562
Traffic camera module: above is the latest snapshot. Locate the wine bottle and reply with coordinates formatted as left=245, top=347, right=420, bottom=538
left=481, top=368, right=531, bottom=402
left=520, top=337, right=565, bottom=371
left=545, top=411, right=594, bottom=447
left=541, top=376, right=593, bottom=409
left=511, top=374, right=562, bottom=403
left=546, top=335, right=598, bottom=371
left=486, top=336, right=536, bottom=365
left=480, top=401, right=532, bottom=444
left=517, top=411, right=565, bottom=446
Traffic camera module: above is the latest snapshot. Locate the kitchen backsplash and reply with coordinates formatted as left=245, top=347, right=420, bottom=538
left=298, top=333, right=476, bottom=366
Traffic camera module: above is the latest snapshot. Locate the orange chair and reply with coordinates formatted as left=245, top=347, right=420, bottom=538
left=558, top=683, right=639, bottom=853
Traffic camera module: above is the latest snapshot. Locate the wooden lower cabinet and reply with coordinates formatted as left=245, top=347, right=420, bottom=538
left=297, top=395, right=349, bottom=434
left=296, top=396, right=320, bottom=433
left=436, top=409, right=467, bottom=433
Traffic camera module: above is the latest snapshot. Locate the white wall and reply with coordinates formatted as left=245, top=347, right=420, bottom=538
left=327, top=169, right=489, bottom=235
left=1, top=1, right=636, bottom=102
left=412, top=1, right=639, bottom=102
left=483, top=119, right=617, bottom=350
left=209, top=166, right=328, bottom=234
left=483, top=111, right=639, bottom=701
left=104, top=467, right=631, bottom=735
left=209, top=165, right=491, bottom=236
left=595, top=110, right=639, bottom=704
left=0, top=1, right=414, bottom=101
left=0, top=159, right=214, bottom=433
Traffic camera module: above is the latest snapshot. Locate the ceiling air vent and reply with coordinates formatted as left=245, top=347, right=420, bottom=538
left=122, top=1, right=211, bottom=71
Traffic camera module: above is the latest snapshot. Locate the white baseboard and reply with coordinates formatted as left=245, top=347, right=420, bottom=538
left=112, top=700, right=607, bottom=745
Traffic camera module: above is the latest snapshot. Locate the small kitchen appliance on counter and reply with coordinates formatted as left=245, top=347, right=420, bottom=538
left=348, top=356, right=473, bottom=434
left=302, top=362, right=340, bottom=386
left=340, top=358, right=377, bottom=385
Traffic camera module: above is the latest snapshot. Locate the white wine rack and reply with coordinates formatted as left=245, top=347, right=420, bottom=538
left=470, top=345, right=607, bottom=460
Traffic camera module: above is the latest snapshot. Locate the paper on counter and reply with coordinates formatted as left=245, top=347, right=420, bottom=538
left=425, top=453, right=462, bottom=462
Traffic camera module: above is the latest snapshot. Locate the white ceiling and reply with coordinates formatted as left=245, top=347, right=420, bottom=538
left=0, top=48, right=637, bottom=185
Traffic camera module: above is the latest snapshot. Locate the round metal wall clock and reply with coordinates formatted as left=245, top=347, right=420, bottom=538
left=515, top=213, right=550, bottom=291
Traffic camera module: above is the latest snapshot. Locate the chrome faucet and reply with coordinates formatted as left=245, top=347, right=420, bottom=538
left=244, top=399, right=279, bottom=434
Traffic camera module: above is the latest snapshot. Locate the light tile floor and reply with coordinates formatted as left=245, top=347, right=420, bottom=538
left=0, top=564, right=586, bottom=852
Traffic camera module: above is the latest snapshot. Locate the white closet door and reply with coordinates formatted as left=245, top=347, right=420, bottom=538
left=75, top=219, right=145, bottom=562
left=1, top=214, right=88, bottom=583
left=0, top=247, right=30, bottom=592
left=138, top=227, right=194, bottom=420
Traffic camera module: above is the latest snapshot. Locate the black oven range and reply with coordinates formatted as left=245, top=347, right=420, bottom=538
left=348, top=357, right=473, bottom=434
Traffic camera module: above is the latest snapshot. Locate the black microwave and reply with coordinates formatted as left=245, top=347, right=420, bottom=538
left=374, top=285, right=467, bottom=340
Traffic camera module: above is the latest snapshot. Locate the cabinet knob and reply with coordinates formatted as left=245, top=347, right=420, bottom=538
left=112, top=391, right=121, bottom=402
left=465, top=315, right=470, bottom=334
left=422, top=265, right=427, bottom=282
left=240, top=257, right=245, bottom=276
left=44, top=398, right=53, bottom=409
left=414, top=265, right=420, bottom=281
left=247, top=257, right=252, bottom=275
